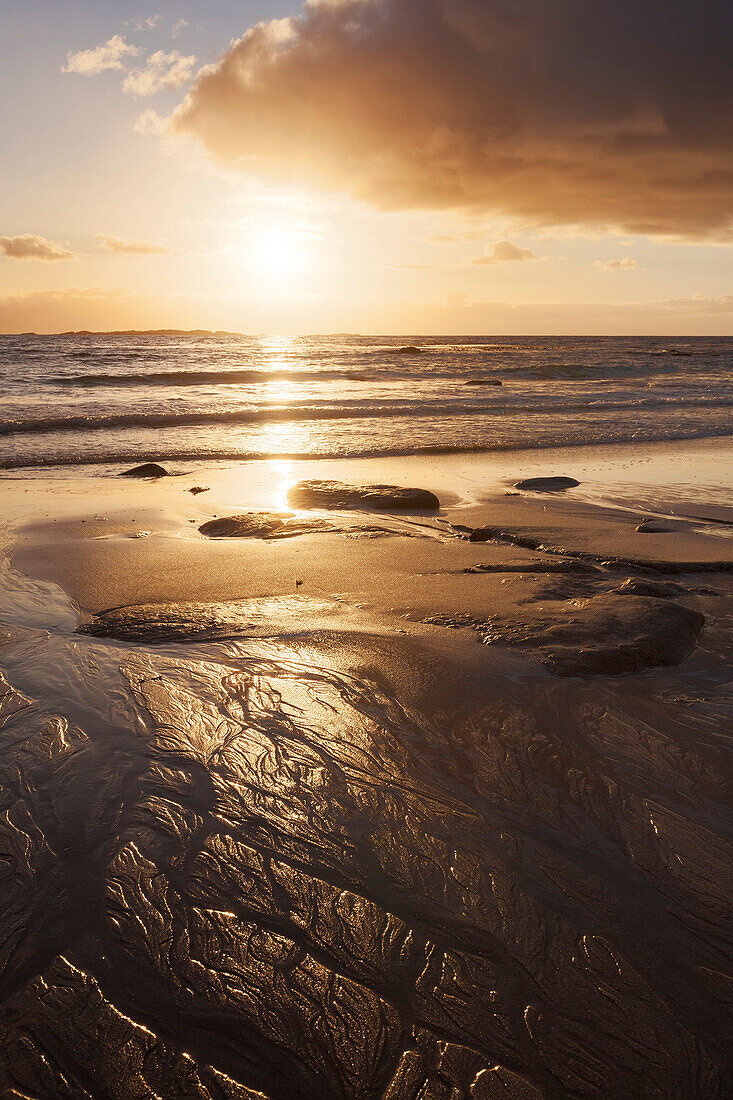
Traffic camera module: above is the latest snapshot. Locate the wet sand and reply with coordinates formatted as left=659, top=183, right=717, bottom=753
left=0, top=440, right=732, bottom=1098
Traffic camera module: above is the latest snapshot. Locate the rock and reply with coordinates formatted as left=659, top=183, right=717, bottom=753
left=612, top=578, right=684, bottom=598
left=392, top=345, right=424, bottom=354
left=465, top=379, right=502, bottom=386
left=198, top=511, right=353, bottom=540
left=119, top=462, right=168, bottom=478
left=79, top=595, right=336, bottom=643
left=466, top=560, right=598, bottom=575
left=188, top=486, right=209, bottom=495
left=636, top=519, right=674, bottom=533
left=514, top=476, right=579, bottom=492
left=475, top=595, right=704, bottom=676
left=199, top=512, right=295, bottom=538
left=287, top=480, right=440, bottom=512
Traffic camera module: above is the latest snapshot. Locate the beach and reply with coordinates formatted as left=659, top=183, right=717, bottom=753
left=1, top=430, right=731, bottom=1098
left=5, top=0, right=732, bottom=1088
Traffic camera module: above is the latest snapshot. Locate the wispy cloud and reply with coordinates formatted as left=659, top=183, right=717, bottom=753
left=128, top=14, right=161, bottom=32
left=0, top=234, right=75, bottom=261
left=472, top=241, right=538, bottom=266
left=171, top=19, right=189, bottom=38
left=62, top=35, right=139, bottom=76
left=132, top=108, right=167, bottom=135
left=123, top=50, right=196, bottom=97
left=96, top=234, right=172, bottom=255
left=593, top=257, right=639, bottom=271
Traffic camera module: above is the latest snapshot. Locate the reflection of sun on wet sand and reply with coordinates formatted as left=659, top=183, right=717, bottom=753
left=0, top=441, right=732, bottom=1098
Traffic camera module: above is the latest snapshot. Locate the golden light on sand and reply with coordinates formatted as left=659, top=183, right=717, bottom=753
left=268, top=459, right=296, bottom=512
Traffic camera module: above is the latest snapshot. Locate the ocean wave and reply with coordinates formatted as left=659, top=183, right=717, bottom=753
left=53, top=368, right=371, bottom=387
left=2, top=426, right=732, bottom=471
left=2, top=394, right=733, bottom=436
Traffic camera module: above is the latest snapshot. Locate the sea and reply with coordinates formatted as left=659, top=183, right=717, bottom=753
left=0, top=333, right=731, bottom=474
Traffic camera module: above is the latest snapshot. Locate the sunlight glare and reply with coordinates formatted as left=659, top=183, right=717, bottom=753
left=252, top=225, right=308, bottom=277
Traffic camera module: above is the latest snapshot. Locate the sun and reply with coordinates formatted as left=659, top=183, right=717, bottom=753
left=251, top=224, right=307, bottom=277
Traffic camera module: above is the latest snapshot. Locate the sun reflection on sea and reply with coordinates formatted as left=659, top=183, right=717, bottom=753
left=259, top=333, right=297, bottom=370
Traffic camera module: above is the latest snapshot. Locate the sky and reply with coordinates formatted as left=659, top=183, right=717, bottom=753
left=1, top=0, right=731, bottom=334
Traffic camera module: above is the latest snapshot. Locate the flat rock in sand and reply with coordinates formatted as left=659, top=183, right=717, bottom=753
left=611, top=578, right=684, bottom=598
left=287, top=480, right=440, bottom=512
left=79, top=595, right=336, bottom=643
left=199, top=512, right=335, bottom=539
left=119, top=462, right=169, bottom=478
left=515, top=476, right=579, bottom=492
left=468, top=595, right=704, bottom=676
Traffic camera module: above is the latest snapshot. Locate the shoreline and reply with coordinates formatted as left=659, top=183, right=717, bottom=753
left=3, top=428, right=733, bottom=476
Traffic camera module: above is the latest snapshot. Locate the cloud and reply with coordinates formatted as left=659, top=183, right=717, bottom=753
left=172, top=19, right=189, bottom=38
left=0, top=234, right=74, bottom=261
left=62, top=35, right=139, bottom=75
left=173, top=0, right=733, bottom=240
left=132, top=108, right=167, bottom=135
left=123, top=50, right=196, bottom=97
left=472, top=240, right=538, bottom=266
left=130, top=14, right=161, bottom=31
left=593, top=256, right=639, bottom=271
left=96, top=234, right=172, bottom=255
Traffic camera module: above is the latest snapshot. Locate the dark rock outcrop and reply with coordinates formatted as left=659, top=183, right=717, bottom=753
left=392, top=345, right=423, bottom=354
left=119, top=462, right=168, bottom=478
left=188, top=486, right=209, bottom=495
left=465, top=378, right=502, bottom=386
left=288, top=480, right=440, bottom=512
left=477, top=595, right=704, bottom=676
left=515, top=476, right=579, bottom=492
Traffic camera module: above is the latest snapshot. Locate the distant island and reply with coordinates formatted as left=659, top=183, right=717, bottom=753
left=10, top=330, right=365, bottom=338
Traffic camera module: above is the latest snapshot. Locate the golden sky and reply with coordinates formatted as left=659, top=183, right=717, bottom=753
left=1, top=0, right=731, bottom=333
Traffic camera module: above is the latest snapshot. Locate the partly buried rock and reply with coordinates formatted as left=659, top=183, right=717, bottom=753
left=287, top=480, right=440, bottom=512
left=514, top=476, right=579, bottom=492
left=465, top=378, right=502, bottom=386
left=476, top=594, right=704, bottom=676
left=636, top=519, right=674, bottom=533
left=120, top=462, right=168, bottom=478
left=78, top=595, right=335, bottom=643
left=199, top=512, right=297, bottom=538
left=611, top=578, right=684, bottom=598
left=188, top=486, right=209, bottom=495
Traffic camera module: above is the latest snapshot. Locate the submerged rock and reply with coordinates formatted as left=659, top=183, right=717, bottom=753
left=465, top=378, right=502, bottom=386
left=515, top=476, right=580, bottom=492
left=288, top=480, right=440, bottom=512
left=393, top=345, right=423, bottom=354
left=119, top=462, right=168, bottom=478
